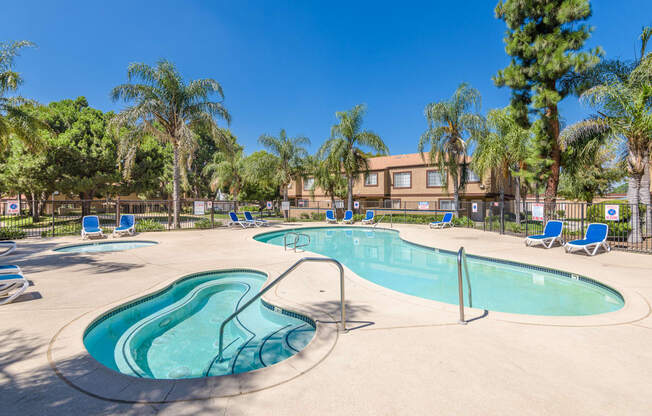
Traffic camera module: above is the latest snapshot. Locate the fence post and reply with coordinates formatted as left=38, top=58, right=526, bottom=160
left=51, top=198, right=56, bottom=237
left=404, top=202, right=407, bottom=223
left=580, top=203, right=585, bottom=240
left=525, top=202, right=528, bottom=237
left=167, top=200, right=172, bottom=230
left=500, top=199, right=505, bottom=234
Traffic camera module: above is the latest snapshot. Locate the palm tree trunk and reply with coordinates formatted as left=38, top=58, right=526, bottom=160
left=639, top=160, right=651, bottom=238
left=627, top=173, right=642, bottom=243
left=347, top=176, right=354, bottom=211
left=453, top=179, right=459, bottom=216
left=514, top=176, right=521, bottom=224
left=172, top=143, right=181, bottom=229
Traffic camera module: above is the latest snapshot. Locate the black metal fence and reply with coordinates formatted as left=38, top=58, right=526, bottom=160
left=0, top=199, right=280, bottom=239
left=287, top=199, right=652, bottom=254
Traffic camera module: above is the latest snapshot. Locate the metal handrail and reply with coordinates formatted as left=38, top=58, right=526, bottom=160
left=284, top=232, right=310, bottom=252
left=373, top=215, right=386, bottom=228
left=283, top=232, right=299, bottom=250
left=456, top=247, right=471, bottom=325
left=216, top=257, right=346, bottom=361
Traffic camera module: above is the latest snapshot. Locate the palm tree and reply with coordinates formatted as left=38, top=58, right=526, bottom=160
left=258, top=129, right=310, bottom=204
left=471, top=107, right=530, bottom=223
left=0, top=40, right=44, bottom=152
left=319, top=104, right=387, bottom=210
left=203, top=129, right=245, bottom=201
left=418, top=83, right=485, bottom=211
left=111, top=60, right=230, bottom=228
left=562, top=53, right=651, bottom=242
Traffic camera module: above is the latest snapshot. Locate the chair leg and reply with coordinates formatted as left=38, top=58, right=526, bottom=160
left=0, top=280, right=27, bottom=306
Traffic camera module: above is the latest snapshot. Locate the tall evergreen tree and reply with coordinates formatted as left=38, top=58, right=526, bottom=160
left=493, top=0, right=602, bottom=204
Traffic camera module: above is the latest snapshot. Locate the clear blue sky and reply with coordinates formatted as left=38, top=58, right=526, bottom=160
left=2, top=1, right=650, bottom=155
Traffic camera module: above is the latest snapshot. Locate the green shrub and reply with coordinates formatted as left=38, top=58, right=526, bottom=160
left=300, top=213, right=311, bottom=220
left=136, top=219, right=166, bottom=232
left=505, top=221, right=523, bottom=234
left=310, top=213, right=325, bottom=221
left=239, top=205, right=260, bottom=213
left=194, top=218, right=212, bottom=229
left=0, top=228, right=26, bottom=240
left=586, top=200, right=645, bottom=237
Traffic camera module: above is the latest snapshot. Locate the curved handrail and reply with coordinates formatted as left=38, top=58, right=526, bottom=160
left=293, top=233, right=310, bottom=252
left=216, top=257, right=346, bottom=361
left=284, top=232, right=299, bottom=250
left=373, top=215, right=387, bottom=228
left=457, top=247, right=471, bottom=325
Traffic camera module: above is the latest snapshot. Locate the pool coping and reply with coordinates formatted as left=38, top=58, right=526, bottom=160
left=48, top=267, right=340, bottom=403
left=252, top=224, right=650, bottom=328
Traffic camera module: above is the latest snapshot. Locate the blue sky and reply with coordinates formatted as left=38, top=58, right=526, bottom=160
left=2, top=1, right=650, bottom=155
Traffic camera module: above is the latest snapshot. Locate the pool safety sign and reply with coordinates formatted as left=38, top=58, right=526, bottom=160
left=532, top=203, right=544, bottom=221
left=472, top=202, right=478, bottom=213
left=193, top=201, right=205, bottom=215
left=266, top=201, right=273, bottom=210
left=5, top=201, right=19, bottom=215
left=281, top=201, right=290, bottom=211
left=605, top=204, right=619, bottom=221
left=418, top=201, right=429, bottom=210
left=335, top=200, right=344, bottom=209
left=354, top=201, right=359, bottom=209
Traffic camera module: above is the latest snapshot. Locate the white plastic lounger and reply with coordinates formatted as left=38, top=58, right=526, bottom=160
left=244, top=211, right=269, bottom=227
left=0, top=241, right=16, bottom=256
left=525, top=220, right=564, bottom=248
left=113, top=214, right=136, bottom=237
left=325, top=210, right=337, bottom=224
left=0, top=264, right=20, bottom=274
left=81, top=215, right=103, bottom=239
left=564, top=223, right=611, bottom=256
left=342, top=210, right=354, bottom=224
left=0, top=265, right=28, bottom=306
left=229, top=212, right=254, bottom=228
left=361, top=210, right=375, bottom=225
left=430, top=212, right=453, bottom=229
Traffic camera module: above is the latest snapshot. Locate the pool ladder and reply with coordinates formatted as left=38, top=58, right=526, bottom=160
left=284, top=232, right=311, bottom=252
left=215, top=257, right=347, bottom=362
left=457, top=247, right=472, bottom=325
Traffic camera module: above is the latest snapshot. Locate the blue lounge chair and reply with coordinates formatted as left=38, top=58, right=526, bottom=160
left=228, top=212, right=253, bottom=228
left=81, top=215, right=103, bottom=239
left=430, top=212, right=453, bottom=229
left=361, top=210, right=375, bottom=225
left=0, top=241, right=16, bottom=256
left=525, top=220, right=564, bottom=248
left=244, top=211, right=269, bottom=227
left=342, top=210, right=354, bottom=224
left=565, top=223, right=611, bottom=256
left=113, top=214, right=136, bottom=237
left=0, top=265, right=28, bottom=306
left=325, top=210, right=337, bottom=224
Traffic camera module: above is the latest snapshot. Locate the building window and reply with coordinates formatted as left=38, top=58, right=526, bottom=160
left=303, top=177, right=315, bottom=191
left=365, top=172, right=378, bottom=186
left=465, top=169, right=481, bottom=183
left=297, top=199, right=309, bottom=207
left=440, top=200, right=456, bottom=210
left=393, top=172, right=411, bottom=188
left=426, top=170, right=443, bottom=187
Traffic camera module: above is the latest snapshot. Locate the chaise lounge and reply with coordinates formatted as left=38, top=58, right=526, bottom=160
left=525, top=220, right=564, bottom=248
left=564, top=223, right=611, bottom=256
left=429, top=212, right=453, bottom=229
left=81, top=215, right=104, bottom=239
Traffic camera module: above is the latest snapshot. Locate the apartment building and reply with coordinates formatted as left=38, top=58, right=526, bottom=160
left=288, top=152, right=514, bottom=210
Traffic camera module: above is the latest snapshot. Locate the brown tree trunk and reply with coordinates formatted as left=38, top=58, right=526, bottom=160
left=347, top=176, right=354, bottom=211
left=639, top=159, right=651, bottom=237
left=514, top=176, right=521, bottom=224
left=172, top=144, right=181, bottom=229
left=627, top=172, right=642, bottom=243
left=544, top=105, right=561, bottom=206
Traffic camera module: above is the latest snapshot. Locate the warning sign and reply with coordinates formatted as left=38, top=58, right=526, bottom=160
left=605, top=204, right=619, bottom=221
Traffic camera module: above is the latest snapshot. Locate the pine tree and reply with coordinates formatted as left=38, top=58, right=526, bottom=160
left=493, top=0, right=602, bottom=204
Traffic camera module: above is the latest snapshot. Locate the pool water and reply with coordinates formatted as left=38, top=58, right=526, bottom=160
left=55, top=241, right=157, bottom=253
left=83, top=270, right=314, bottom=379
left=255, top=227, right=624, bottom=316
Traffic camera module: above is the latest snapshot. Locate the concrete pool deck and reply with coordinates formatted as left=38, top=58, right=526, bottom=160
left=1, top=223, right=651, bottom=415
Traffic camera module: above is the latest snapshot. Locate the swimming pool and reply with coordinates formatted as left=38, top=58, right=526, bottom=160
left=55, top=240, right=158, bottom=253
left=83, top=270, right=314, bottom=379
left=255, top=227, right=624, bottom=316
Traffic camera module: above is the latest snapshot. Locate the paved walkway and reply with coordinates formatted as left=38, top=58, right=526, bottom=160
left=1, top=224, right=651, bottom=415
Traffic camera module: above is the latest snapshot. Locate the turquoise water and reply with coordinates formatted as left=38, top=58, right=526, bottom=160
left=255, top=227, right=624, bottom=316
left=83, top=271, right=314, bottom=379
left=55, top=241, right=157, bottom=253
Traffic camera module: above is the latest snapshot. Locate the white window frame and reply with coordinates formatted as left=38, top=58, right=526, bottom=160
left=365, top=172, right=378, bottom=186
left=393, top=172, right=411, bottom=188
left=426, top=170, right=443, bottom=187
left=303, top=177, right=315, bottom=191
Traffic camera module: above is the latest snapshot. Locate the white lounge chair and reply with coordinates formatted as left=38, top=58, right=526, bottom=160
left=525, top=220, right=564, bottom=248
left=342, top=210, right=354, bottom=224
left=81, top=216, right=103, bottom=239
left=244, top=211, right=269, bottom=227
left=325, top=210, right=337, bottom=224
left=361, top=210, right=375, bottom=225
left=0, top=265, right=28, bottom=306
left=430, top=212, right=453, bottom=229
left=565, top=223, right=611, bottom=256
left=228, top=212, right=254, bottom=228
left=113, top=214, right=136, bottom=237
left=0, top=241, right=16, bottom=256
